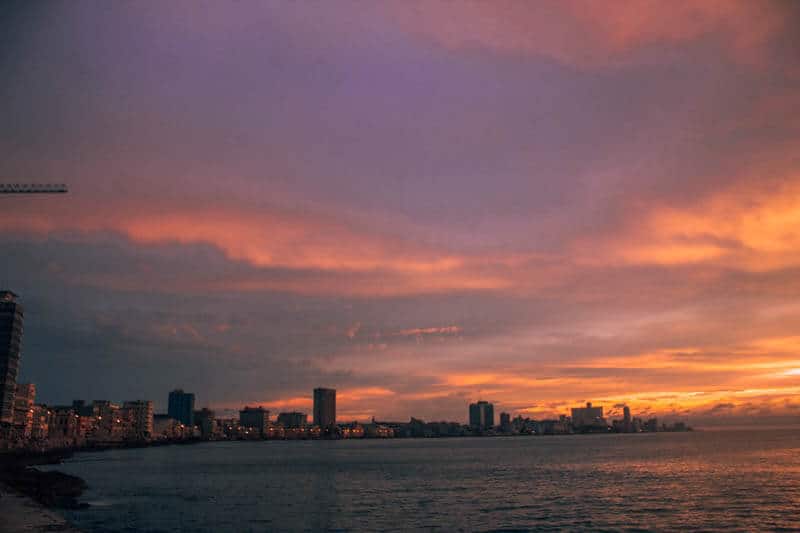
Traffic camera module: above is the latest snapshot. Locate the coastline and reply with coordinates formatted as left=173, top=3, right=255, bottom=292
left=0, top=482, right=81, bottom=532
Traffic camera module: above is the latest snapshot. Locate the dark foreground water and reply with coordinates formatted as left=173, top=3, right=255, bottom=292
left=46, top=429, right=799, bottom=532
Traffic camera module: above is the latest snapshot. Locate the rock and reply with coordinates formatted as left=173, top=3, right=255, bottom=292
left=0, top=467, right=87, bottom=508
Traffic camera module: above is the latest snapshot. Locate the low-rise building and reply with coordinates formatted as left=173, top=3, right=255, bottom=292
left=30, top=405, right=50, bottom=441
left=48, top=407, right=81, bottom=447
left=153, top=414, right=190, bottom=440
left=12, top=383, right=35, bottom=439
left=194, top=408, right=216, bottom=439
left=363, top=423, right=394, bottom=438
left=122, top=400, right=154, bottom=440
left=340, top=422, right=364, bottom=438
left=277, top=411, right=307, bottom=428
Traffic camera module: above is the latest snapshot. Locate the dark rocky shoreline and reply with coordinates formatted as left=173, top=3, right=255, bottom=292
left=0, top=449, right=87, bottom=509
left=0, top=438, right=204, bottom=510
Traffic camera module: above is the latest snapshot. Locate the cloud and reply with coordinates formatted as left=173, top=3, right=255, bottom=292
left=589, top=180, right=800, bottom=271
left=345, top=322, right=361, bottom=339
left=3, top=1, right=800, bottom=424
left=708, top=402, right=736, bottom=414
left=0, top=200, right=522, bottom=296
left=383, top=0, right=789, bottom=67
left=394, top=326, right=462, bottom=337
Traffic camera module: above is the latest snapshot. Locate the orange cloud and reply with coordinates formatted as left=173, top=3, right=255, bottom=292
left=337, top=387, right=396, bottom=402
left=583, top=180, right=800, bottom=271
left=386, top=0, right=787, bottom=67
left=0, top=198, right=521, bottom=295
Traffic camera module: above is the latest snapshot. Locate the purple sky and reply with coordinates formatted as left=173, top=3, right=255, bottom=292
left=2, top=1, right=800, bottom=424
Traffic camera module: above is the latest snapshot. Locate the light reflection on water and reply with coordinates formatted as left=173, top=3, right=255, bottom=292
left=47, top=429, right=800, bottom=531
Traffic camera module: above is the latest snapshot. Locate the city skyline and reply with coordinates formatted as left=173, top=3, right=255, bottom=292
left=3, top=2, right=800, bottom=427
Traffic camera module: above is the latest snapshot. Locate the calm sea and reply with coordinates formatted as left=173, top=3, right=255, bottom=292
left=45, top=429, right=800, bottom=532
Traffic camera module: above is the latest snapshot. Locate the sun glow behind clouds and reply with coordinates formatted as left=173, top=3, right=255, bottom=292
left=3, top=0, right=800, bottom=421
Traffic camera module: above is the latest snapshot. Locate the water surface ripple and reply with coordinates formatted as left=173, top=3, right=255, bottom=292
left=48, top=429, right=800, bottom=531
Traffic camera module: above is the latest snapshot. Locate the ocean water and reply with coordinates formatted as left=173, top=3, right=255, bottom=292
left=46, top=429, right=800, bottom=532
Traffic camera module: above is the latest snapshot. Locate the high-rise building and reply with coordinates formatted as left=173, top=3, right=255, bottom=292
left=168, top=389, right=195, bottom=427
left=313, top=388, right=336, bottom=428
left=277, top=411, right=307, bottom=428
left=469, top=401, right=495, bottom=430
left=239, top=406, right=269, bottom=436
left=623, top=405, right=632, bottom=433
left=0, top=290, right=24, bottom=425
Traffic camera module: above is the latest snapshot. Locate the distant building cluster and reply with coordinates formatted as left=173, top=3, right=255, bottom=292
left=0, top=290, right=690, bottom=453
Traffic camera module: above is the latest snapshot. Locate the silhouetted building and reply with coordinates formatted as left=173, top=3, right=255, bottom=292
left=277, top=411, right=307, bottom=428
left=0, top=291, right=24, bottom=424
left=571, top=402, right=605, bottom=430
left=363, top=422, right=394, bottom=438
left=239, top=406, right=269, bottom=436
left=168, top=389, right=195, bottom=427
left=623, top=405, right=632, bottom=433
left=313, top=388, right=336, bottom=428
left=469, top=401, right=494, bottom=430
left=194, top=408, right=216, bottom=438
left=499, top=412, right=512, bottom=433
left=538, top=417, right=572, bottom=435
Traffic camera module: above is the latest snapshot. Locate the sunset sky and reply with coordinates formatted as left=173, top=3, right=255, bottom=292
left=2, top=1, right=800, bottom=425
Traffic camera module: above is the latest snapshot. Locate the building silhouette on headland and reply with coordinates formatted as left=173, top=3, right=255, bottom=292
left=168, top=389, right=195, bottom=427
left=0, top=290, right=24, bottom=425
left=313, top=388, right=336, bottom=428
left=469, top=400, right=494, bottom=430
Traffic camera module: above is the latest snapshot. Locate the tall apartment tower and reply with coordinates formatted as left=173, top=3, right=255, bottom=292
left=313, top=388, right=336, bottom=428
left=168, top=389, right=196, bottom=426
left=0, top=291, right=24, bottom=425
left=469, top=400, right=495, bottom=430
left=623, top=405, right=632, bottom=433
